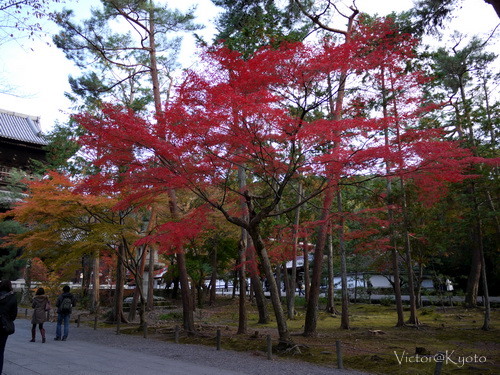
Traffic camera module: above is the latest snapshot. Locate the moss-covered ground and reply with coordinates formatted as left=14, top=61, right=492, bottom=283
left=106, top=297, right=499, bottom=374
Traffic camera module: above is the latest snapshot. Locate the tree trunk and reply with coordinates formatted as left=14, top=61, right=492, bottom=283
left=275, top=265, right=282, bottom=298
left=129, top=207, right=156, bottom=320
left=209, top=246, right=217, bottom=306
left=283, top=263, right=292, bottom=316
left=465, top=224, right=482, bottom=307
left=81, top=255, right=92, bottom=299
left=416, top=264, right=424, bottom=309
left=248, top=227, right=291, bottom=345
left=91, top=253, right=100, bottom=313
left=337, top=189, right=350, bottom=330
left=303, top=245, right=310, bottom=303
left=177, top=251, right=194, bottom=332
left=237, top=165, right=248, bottom=334
left=237, top=228, right=247, bottom=334
left=400, top=177, right=419, bottom=325
left=232, top=264, right=238, bottom=299
left=354, top=268, right=358, bottom=304
left=21, top=259, right=32, bottom=305
left=147, top=0, right=162, bottom=117
left=391, top=248, right=405, bottom=327
left=251, top=275, right=269, bottom=323
left=390, top=74, right=419, bottom=326
left=146, top=247, right=155, bottom=311
left=303, top=184, right=335, bottom=336
left=480, top=226, right=491, bottom=331
left=302, top=7, right=356, bottom=334
left=171, top=275, right=179, bottom=300
left=137, top=294, right=146, bottom=329
left=113, top=243, right=128, bottom=324
left=459, top=72, right=485, bottom=309
left=287, top=181, right=302, bottom=319
left=167, top=188, right=194, bottom=333
left=325, top=226, right=337, bottom=314
left=248, top=242, right=269, bottom=324
left=381, top=65, right=405, bottom=327
left=471, top=182, right=491, bottom=330
left=128, top=246, right=147, bottom=322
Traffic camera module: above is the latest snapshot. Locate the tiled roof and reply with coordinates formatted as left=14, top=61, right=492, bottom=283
left=0, top=108, right=48, bottom=146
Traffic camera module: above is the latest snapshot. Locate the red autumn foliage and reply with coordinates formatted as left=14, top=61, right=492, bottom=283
left=73, top=18, right=490, bottom=259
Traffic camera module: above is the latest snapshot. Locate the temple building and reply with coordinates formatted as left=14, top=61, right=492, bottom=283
left=0, top=108, right=47, bottom=210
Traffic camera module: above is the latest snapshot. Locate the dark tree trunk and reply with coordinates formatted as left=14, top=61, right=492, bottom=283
left=237, top=228, right=247, bottom=334
left=129, top=245, right=147, bottom=321
left=146, top=248, right=155, bottom=311
left=381, top=68, right=405, bottom=327
left=209, top=246, right=217, bottom=306
left=400, top=179, right=419, bottom=326
left=237, top=165, right=248, bottom=333
left=275, top=265, right=282, bottom=298
left=166, top=188, right=195, bottom=333
left=177, top=251, right=194, bottom=332
left=338, top=190, right=350, bottom=330
left=171, top=276, right=179, bottom=300
left=21, top=259, right=32, bottom=305
left=113, top=243, right=128, bottom=324
left=91, top=254, right=100, bottom=313
left=248, top=227, right=291, bottom=344
left=81, top=255, right=92, bottom=299
left=286, top=182, right=302, bottom=319
left=303, top=185, right=335, bottom=336
left=480, top=230, right=491, bottom=331
left=248, top=243, right=269, bottom=324
left=303, top=245, right=310, bottom=303
left=325, top=229, right=337, bottom=314
left=465, top=229, right=482, bottom=308
left=232, top=265, right=238, bottom=299
left=391, top=248, right=405, bottom=327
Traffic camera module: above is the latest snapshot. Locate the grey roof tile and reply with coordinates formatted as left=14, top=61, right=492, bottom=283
left=0, top=108, right=48, bottom=146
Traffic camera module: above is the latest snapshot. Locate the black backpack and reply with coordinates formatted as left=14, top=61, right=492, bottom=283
left=60, top=296, right=72, bottom=314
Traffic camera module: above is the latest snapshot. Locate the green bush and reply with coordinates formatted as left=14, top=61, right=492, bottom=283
left=159, top=312, right=183, bottom=320
left=379, top=297, right=394, bottom=306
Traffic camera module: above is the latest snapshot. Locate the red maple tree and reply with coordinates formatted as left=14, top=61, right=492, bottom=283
left=74, top=18, right=481, bottom=341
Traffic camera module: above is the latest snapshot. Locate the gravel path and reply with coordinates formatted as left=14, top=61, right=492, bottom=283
left=5, top=317, right=371, bottom=375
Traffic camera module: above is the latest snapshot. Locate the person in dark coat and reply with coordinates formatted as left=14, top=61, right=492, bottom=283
left=31, top=287, right=49, bottom=343
left=0, top=280, right=17, bottom=374
left=54, top=285, right=76, bottom=341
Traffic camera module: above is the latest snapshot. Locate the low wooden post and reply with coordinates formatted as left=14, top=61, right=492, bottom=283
left=143, top=322, right=148, bottom=338
left=266, top=335, right=272, bottom=360
left=336, top=340, right=343, bottom=369
left=174, top=325, right=179, bottom=343
left=116, top=319, right=120, bottom=335
left=77, top=314, right=81, bottom=328
left=216, top=329, right=221, bottom=350
left=93, top=316, right=98, bottom=330
left=25, top=308, right=28, bottom=318
left=434, top=353, right=444, bottom=375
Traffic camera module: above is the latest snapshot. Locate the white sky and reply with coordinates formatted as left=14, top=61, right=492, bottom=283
left=0, top=0, right=498, bottom=133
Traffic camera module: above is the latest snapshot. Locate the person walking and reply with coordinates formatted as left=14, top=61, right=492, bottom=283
left=54, top=285, right=76, bottom=341
left=30, top=287, right=50, bottom=343
left=0, top=280, right=17, bottom=375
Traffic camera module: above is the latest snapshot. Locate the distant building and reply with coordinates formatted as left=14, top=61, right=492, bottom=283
left=0, top=108, right=48, bottom=209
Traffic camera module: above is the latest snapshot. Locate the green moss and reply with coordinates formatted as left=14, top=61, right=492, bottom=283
left=137, top=299, right=498, bottom=375
left=159, top=312, right=183, bottom=320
